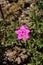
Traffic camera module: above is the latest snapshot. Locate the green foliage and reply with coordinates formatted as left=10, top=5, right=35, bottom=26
left=0, top=0, right=43, bottom=65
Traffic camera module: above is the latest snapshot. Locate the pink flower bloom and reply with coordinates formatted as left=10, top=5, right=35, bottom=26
left=15, top=25, right=30, bottom=40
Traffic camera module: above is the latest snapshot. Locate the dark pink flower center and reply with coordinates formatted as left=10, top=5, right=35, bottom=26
left=21, top=30, right=26, bottom=35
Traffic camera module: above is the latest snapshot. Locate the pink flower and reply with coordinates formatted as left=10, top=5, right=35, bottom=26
left=15, top=25, right=30, bottom=40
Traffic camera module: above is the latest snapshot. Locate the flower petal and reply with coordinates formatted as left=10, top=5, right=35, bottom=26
left=18, top=34, right=22, bottom=40
left=26, top=29, right=30, bottom=33
left=20, top=25, right=26, bottom=30
left=15, top=30, right=20, bottom=34
left=25, top=34, right=29, bottom=39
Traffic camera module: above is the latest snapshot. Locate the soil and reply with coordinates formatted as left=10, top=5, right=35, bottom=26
left=0, top=44, right=32, bottom=65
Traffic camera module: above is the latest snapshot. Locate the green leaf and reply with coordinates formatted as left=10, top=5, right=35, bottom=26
left=36, top=39, right=43, bottom=48
left=27, top=63, right=32, bottom=65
